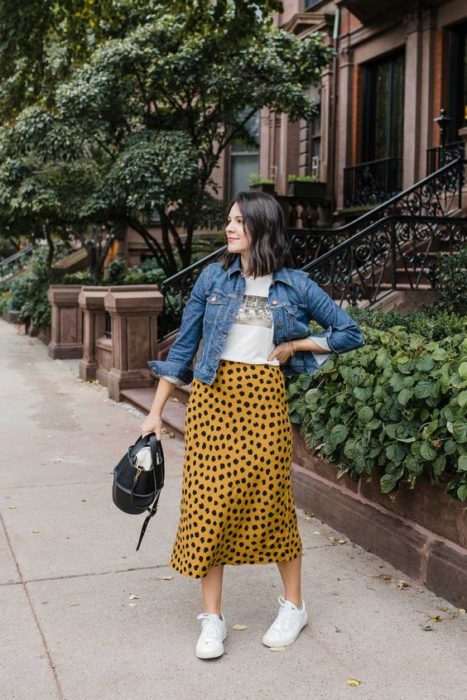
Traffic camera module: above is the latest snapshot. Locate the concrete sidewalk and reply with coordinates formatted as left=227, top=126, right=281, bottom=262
left=0, top=319, right=466, bottom=700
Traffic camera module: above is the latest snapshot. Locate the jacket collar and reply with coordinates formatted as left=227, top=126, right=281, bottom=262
left=226, top=254, right=293, bottom=286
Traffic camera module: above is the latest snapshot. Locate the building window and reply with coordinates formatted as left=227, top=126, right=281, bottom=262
left=447, top=20, right=467, bottom=142
left=228, top=108, right=260, bottom=200
left=362, top=50, right=405, bottom=162
left=299, top=84, right=321, bottom=178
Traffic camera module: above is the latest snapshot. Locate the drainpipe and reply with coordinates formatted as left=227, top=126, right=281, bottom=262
left=327, top=7, right=340, bottom=214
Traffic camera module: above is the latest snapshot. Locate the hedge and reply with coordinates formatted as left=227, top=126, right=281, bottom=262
left=288, top=321, right=467, bottom=501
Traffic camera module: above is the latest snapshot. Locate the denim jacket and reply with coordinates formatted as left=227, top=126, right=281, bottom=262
left=147, top=255, right=364, bottom=386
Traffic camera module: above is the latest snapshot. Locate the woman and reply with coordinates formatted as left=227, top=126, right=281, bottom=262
left=142, top=191, right=364, bottom=660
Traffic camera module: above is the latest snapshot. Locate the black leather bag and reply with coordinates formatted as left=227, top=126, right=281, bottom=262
left=112, top=432, right=165, bottom=551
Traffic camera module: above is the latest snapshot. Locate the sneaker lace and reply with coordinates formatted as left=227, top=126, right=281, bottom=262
left=197, top=613, right=222, bottom=642
left=271, top=596, right=297, bottom=630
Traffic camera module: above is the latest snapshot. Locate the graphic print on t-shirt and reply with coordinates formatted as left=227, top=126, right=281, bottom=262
left=236, top=294, right=273, bottom=328
left=220, top=273, right=279, bottom=366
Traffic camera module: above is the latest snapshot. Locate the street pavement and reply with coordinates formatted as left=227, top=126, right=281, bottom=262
left=1, top=319, right=466, bottom=700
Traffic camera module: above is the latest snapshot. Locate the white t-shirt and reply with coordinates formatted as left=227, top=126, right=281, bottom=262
left=220, top=273, right=280, bottom=366
left=161, top=272, right=332, bottom=385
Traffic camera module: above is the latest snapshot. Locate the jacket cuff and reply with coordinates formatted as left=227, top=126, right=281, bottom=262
left=307, top=335, right=332, bottom=351
left=147, top=360, right=193, bottom=386
left=160, top=375, right=185, bottom=386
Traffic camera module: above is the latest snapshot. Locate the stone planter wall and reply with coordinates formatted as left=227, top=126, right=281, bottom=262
left=104, top=287, right=163, bottom=401
left=292, top=427, right=467, bottom=608
left=78, top=285, right=162, bottom=400
left=47, top=285, right=83, bottom=359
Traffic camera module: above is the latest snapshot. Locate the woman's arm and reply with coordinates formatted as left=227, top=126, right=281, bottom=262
left=141, top=377, right=178, bottom=439
left=146, top=265, right=212, bottom=385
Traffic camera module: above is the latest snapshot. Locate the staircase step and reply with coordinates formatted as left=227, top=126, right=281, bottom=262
left=378, top=282, right=432, bottom=290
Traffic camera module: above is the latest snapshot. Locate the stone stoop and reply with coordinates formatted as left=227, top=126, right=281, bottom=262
left=120, top=379, right=467, bottom=609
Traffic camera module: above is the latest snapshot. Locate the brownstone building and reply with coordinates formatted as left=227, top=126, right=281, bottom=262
left=212, top=0, right=467, bottom=210
left=122, top=0, right=467, bottom=263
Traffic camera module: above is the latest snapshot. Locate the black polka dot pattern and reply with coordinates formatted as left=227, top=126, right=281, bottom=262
left=169, top=359, right=303, bottom=579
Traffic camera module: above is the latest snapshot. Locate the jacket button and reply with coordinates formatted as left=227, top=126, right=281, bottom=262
left=211, top=295, right=216, bottom=301
left=272, top=300, right=278, bottom=305
left=277, top=322, right=283, bottom=329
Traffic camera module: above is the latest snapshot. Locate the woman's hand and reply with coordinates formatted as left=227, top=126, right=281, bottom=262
left=268, top=341, right=295, bottom=364
left=141, top=412, right=163, bottom=440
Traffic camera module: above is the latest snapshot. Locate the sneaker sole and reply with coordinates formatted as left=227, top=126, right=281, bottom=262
left=262, top=616, right=308, bottom=648
left=196, top=630, right=228, bottom=659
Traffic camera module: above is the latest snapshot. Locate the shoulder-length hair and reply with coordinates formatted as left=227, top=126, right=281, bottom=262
left=217, top=191, right=294, bottom=277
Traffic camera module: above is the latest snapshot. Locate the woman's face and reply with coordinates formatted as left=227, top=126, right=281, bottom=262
left=225, top=202, right=251, bottom=255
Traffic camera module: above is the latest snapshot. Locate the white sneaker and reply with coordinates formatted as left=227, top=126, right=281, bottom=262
left=262, top=595, right=308, bottom=648
left=195, top=611, right=227, bottom=659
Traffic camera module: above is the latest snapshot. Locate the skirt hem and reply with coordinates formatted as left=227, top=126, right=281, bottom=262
left=169, top=548, right=303, bottom=580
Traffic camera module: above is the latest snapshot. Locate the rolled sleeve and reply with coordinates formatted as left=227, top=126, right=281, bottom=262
left=307, top=335, right=334, bottom=366
left=160, top=375, right=185, bottom=386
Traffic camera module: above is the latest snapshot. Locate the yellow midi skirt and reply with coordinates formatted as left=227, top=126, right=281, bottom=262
left=169, top=359, right=303, bottom=579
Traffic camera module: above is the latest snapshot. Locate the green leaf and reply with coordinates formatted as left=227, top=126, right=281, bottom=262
left=397, top=389, right=411, bottom=406
left=416, top=355, right=435, bottom=372
left=353, top=386, right=373, bottom=401
left=357, top=406, right=374, bottom=423
left=330, top=423, right=349, bottom=446
left=385, top=442, right=406, bottom=463
left=380, top=474, right=397, bottom=493
left=432, top=347, right=448, bottom=361
left=420, top=441, right=437, bottom=461
left=458, top=455, right=467, bottom=472
left=414, top=379, right=433, bottom=399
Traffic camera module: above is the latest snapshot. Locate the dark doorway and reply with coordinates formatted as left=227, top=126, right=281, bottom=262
left=362, top=50, right=405, bottom=162
left=447, top=20, right=467, bottom=143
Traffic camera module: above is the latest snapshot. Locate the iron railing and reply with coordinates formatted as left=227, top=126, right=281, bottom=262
left=426, top=141, right=464, bottom=175
left=301, top=214, right=467, bottom=307
left=343, top=157, right=402, bottom=208
left=0, top=245, right=33, bottom=282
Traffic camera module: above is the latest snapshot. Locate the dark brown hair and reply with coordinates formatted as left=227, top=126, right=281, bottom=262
left=217, top=191, right=294, bottom=277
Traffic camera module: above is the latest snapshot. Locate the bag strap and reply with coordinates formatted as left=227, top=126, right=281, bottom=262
left=135, top=489, right=162, bottom=551
left=149, top=433, right=165, bottom=489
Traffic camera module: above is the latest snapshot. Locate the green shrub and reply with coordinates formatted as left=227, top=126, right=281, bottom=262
left=428, top=245, right=467, bottom=316
left=104, top=258, right=127, bottom=285
left=5, top=275, right=30, bottom=313
left=61, top=270, right=96, bottom=285
left=347, top=306, right=465, bottom=341
left=0, top=290, right=10, bottom=314
left=16, top=248, right=55, bottom=328
left=288, top=322, right=467, bottom=501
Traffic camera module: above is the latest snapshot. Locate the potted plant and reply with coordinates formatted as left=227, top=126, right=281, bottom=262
left=249, top=173, right=276, bottom=194
left=287, top=174, right=326, bottom=199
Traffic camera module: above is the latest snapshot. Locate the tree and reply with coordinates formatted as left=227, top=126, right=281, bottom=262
left=0, top=1, right=333, bottom=276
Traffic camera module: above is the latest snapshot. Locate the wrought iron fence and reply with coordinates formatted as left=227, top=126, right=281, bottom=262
left=301, top=214, right=467, bottom=307
left=426, top=141, right=464, bottom=175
